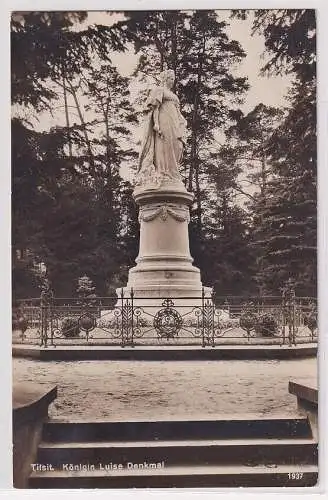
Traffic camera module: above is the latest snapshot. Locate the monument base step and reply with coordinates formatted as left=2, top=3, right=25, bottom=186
left=29, top=464, right=318, bottom=488
left=37, top=437, right=317, bottom=467
left=27, top=416, right=318, bottom=488
left=12, top=344, right=318, bottom=361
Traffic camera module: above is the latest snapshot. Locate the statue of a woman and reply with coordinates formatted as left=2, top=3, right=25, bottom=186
left=135, top=69, right=187, bottom=188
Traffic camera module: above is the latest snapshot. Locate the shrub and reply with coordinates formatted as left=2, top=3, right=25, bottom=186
left=255, top=313, right=278, bottom=337
left=98, top=315, right=149, bottom=329
left=137, top=317, right=149, bottom=327
left=220, top=317, right=239, bottom=329
left=12, top=315, right=28, bottom=333
left=239, top=312, right=257, bottom=334
left=61, top=317, right=80, bottom=338
left=304, top=312, right=317, bottom=333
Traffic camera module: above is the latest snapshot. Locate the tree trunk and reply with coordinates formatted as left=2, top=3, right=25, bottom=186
left=170, top=12, right=178, bottom=88
left=62, top=66, right=73, bottom=158
left=256, top=149, right=268, bottom=296
left=189, top=35, right=205, bottom=234
left=104, top=98, right=113, bottom=215
left=260, top=150, right=267, bottom=202
left=66, top=80, right=96, bottom=177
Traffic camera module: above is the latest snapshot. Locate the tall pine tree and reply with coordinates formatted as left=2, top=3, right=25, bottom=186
left=11, top=12, right=137, bottom=297
left=233, top=9, right=316, bottom=295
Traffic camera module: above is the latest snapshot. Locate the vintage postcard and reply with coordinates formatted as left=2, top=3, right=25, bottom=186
left=11, top=8, right=319, bottom=490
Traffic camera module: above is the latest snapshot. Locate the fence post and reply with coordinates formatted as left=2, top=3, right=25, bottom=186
left=281, top=280, right=296, bottom=347
left=131, top=288, right=135, bottom=348
left=120, top=288, right=125, bottom=347
left=40, top=287, right=53, bottom=348
left=49, top=294, right=54, bottom=346
left=281, top=294, right=286, bottom=345
left=211, top=290, right=215, bottom=348
left=201, top=287, right=205, bottom=348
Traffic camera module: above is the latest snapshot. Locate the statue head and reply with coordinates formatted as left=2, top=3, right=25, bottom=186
left=159, top=69, right=175, bottom=89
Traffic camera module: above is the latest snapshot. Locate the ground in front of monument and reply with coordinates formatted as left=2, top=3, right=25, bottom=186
left=13, top=357, right=316, bottom=420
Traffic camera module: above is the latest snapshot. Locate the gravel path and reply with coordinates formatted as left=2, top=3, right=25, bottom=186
left=12, top=357, right=317, bottom=421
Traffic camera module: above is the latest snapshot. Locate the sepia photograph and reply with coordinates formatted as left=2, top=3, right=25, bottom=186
left=11, top=9, right=318, bottom=489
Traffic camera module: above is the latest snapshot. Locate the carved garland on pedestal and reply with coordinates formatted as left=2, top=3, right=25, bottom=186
left=138, top=204, right=190, bottom=223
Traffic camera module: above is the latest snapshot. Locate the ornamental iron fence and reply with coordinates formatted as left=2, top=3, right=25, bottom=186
left=12, top=285, right=317, bottom=348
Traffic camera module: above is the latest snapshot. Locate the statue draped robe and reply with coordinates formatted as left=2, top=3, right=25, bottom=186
left=136, top=85, right=187, bottom=187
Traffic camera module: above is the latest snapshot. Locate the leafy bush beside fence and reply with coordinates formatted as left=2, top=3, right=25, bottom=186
left=255, top=313, right=278, bottom=337
left=61, top=317, right=80, bottom=338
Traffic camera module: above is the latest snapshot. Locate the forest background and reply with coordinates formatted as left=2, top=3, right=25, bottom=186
left=11, top=9, right=316, bottom=299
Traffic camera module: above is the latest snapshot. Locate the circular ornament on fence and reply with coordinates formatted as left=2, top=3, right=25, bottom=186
left=78, top=313, right=96, bottom=332
left=153, top=308, right=183, bottom=338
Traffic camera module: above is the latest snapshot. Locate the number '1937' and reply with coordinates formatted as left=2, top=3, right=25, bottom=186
left=288, top=472, right=303, bottom=480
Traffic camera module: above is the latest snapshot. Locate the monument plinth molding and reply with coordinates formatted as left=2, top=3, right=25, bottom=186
left=119, top=180, right=212, bottom=306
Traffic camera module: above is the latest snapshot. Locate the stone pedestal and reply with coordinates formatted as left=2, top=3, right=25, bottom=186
left=119, top=181, right=211, bottom=307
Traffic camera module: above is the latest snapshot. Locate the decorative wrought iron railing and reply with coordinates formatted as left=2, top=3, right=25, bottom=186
left=12, top=286, right=318, bottom=348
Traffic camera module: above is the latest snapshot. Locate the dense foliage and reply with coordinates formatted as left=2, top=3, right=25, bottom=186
left=11, top=10, right=316, bottom=299
left=247, top=9, right=316, bottom=295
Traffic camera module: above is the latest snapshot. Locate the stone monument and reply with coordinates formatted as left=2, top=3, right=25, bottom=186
left=119, top=69, right=211, bottom=306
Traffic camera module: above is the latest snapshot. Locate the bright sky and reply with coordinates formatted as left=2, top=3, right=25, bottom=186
left=85, top=10, right=294, bottom=113
left=18, top=10, right=293, bottom=133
